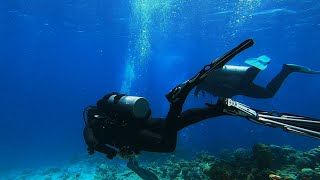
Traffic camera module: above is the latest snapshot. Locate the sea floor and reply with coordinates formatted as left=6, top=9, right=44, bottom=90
left=1, top=156, right=138, bottom=180
left=1, top=144, right=320, bottom=180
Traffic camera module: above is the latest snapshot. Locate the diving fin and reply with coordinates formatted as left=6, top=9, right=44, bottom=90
left=222, top=98, right=320, bottom=139
left=245, top=55, right=271, bottom=70
left=257, top=112, right=320, bottom=138
left=284, top=64, right=320, bottom=74
left=166, top=39, right=254, bottom=103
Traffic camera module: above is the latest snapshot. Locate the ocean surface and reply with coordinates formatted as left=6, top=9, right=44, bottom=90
left=0, top=0, right=319, bottom=179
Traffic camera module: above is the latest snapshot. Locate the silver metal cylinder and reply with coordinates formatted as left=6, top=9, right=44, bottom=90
left=220, top=65, right=249, bottom=74
left=107, top=95, right=150, bottom=119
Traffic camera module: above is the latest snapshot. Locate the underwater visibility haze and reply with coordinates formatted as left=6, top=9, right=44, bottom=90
left=0, top=0, right=320, bottom=179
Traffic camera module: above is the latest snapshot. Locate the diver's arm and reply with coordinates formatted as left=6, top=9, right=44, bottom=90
left=83, top=125, right=118, bottom=159
left=221, top=98, right=320, bottom=139
left=127, top=158, right=159, bottom=180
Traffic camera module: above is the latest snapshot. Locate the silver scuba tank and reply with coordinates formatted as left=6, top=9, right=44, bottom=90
left=208, top=65, right=249, bottom=80
left=219, top=65, right=249, bottom=75
left=106, top=95, right=151, bottom=119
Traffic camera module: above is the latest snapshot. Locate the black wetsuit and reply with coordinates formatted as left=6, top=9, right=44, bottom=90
left=241, top=65, right=293, bottom=98
left=83, top=93, right=225, bottom=159
left=83, top=39, right=255, bottom=159
left=82, top=39, right=320, bottom=180
left=83, top=68, right=320, bottom=159
left=195, top=65, right=299, bottom=98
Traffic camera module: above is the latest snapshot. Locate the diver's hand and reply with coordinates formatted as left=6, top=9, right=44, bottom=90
left=116, top=147, right=138, bottom=159
left=116, top=150, right=131, bottom=160
left=127, top=158, right=139, bottom=169
left=87, top=147, right=94, bottom=155
left=106, top=153, right=115, bottom=159
left=116, top=151, right=133, bottom=160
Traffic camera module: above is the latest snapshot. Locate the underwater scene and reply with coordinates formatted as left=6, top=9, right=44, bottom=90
left=1, top=0, right=320, bottom=179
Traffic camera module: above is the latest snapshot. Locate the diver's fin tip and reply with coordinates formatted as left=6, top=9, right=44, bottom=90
left=284, top=64, right=320, bottom=74
left=245, top=55, right=271, bottom=70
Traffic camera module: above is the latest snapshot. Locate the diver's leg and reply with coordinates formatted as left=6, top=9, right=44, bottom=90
left=283, top=64, right=320, bottom=74
left=138, top=107, right=224, bottom=152
left=166, top=39, right=254, bottom=104
left=174, top=106, right=225, bottom=131
left=262, top=64, right=320, bottom=98
left=140, top=99, right=224, bottom=152
left=135, top=118, right=176, bottom=152
left=239, top=66, right=277, bottom=98
left=242, top=64, right=320, bottom=99
left=243, top=66, right=261, bottom=83
left=264, top=65, right=293, bottom=97
left=242, top=64, right=305, bottom=99
left=160, top=39, right=254, bottom=151
left=165, top=39, right=254, bottom=126
left=242, top=83, right=273, bottom=99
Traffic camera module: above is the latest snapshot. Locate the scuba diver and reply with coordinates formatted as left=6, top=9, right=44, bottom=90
left=194, top=55, right=320, bottom=98
left=83, top=39, right=320, bottom=179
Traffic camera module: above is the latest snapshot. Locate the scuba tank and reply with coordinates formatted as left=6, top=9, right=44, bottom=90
left=218, top=65, right=249, bottom=75
left=102, top=94, right=151, bottom=119
left=207, top=65, right=249, bottom=82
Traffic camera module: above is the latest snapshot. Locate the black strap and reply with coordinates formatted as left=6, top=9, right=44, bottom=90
left=113, top=94, right=127, bottom=104
left=96, top=92, right=119, bottom=110
left=102, top=92, right=119, bottom=102
left=83, top=106, right=97, bottom=125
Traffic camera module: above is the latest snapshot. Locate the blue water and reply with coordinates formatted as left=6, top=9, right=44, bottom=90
left=0, top=0, right=319, bottom=172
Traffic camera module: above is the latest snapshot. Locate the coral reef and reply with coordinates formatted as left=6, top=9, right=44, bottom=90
left=2, top=144, right=320, bottom=180
left=143, top=144, right=320, bottom=180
